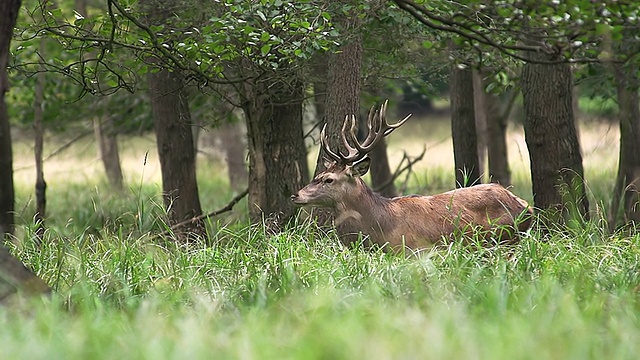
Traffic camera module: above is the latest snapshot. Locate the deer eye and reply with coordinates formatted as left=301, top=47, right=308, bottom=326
left=324, top=178, right=334, bottom=184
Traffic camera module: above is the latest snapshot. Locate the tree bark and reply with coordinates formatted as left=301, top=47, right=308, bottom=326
left=472, top=69, right=488, bottom=180
left=0, top=246, right=51, bottom=302
left=142, top=0, right=203, bottom=232
left=312, top=55, right=328, bottom=128
left=33, top=38, right=46, bottom=239
left=314, top=36, right=362, bottom=175
left=0, top=0, right=50, bottom=299
left=149, top=68, right=203, bottom=227
left=521, top=48, right=588, bottom=221
left=482, top=72, right=512, bottom=186
left=450, top=63, right=480, bottom=188
left=241, top=75, right=309, bottom=226
left=76, top=0, right=124, bottom=189
left=0, top=0, right=21, bottom=239
left=93, top=112, right=124, bottom=189
left=611, top=61, right=640, bottom=227
left=367, top=130, right=397, bottom=197
left=218, top=120, right=248, bottom=192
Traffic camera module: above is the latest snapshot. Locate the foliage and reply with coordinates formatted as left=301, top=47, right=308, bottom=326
left=392, top=0, right=640, bottom=94
left=12, top=0, right=339, bottom=95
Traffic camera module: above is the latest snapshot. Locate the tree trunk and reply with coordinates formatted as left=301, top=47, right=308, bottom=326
left=483, top=74, right=513, bottom=186
left=241, top=75, right=309, bottom=226
left=76, top=0, right=124, bottom=189
left=314, top=36, right=362, bottom=174
left=450, top=63, right=480, bottom=188
left=0, top=0, right=50, bottom=299
left=33, top=38, right=46, bottom=239
left=312, top=55, right=328, bottom=127
left=0, top=0, right=21, bottom=239
left=218, top=120, right=248, bottom=192
left=472, top=69, right=488, bottom=180
left=0, top=246, right=51, bottom=302
left=368, top=133, right=397, bottom=197
left=93, top=113, right=124, bottom=189
left=149, top=68, right=203, bottom=228
left=611, top=62, right=640, bottom=226
left=521, top=49, right=588, bottom=221
left=142, top=0, right=202, bottom=232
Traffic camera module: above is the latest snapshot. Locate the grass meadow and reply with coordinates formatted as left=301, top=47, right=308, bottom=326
left=3, top=116, right=638, bottom=360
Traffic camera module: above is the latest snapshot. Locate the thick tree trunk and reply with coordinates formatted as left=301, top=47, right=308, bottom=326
left=142, top=0, right=202, bottom=232
left=0, top=0, right=21, bottom=239
left=450, top=63, right=480, bottom=188
left=314, top=37, right=362, bottom=174
left=312, top=55, right=328, bottom=127
left=242, top=76, right=309, bottom=226
left=521, top=49, right=588, bottom=221
left=611, top=62, right=640, bottom=226
left=149, top=68, right=203, bottom=227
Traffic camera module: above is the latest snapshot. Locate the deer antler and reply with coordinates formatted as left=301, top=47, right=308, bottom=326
left=321, top=100, right=411, bottom=164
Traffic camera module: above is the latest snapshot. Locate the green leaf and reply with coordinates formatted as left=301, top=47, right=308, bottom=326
left=422, top=40, right=433, bottom=49
left=261, top=44, right=271, bottom=55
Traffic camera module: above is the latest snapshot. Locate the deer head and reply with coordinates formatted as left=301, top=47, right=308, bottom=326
left=291, top=100, right=410, bottom=208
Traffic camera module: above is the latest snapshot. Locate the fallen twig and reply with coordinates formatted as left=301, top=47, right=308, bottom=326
left=162, top=188, right=249, bottom=235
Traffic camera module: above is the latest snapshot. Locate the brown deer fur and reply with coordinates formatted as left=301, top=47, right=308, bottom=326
left=292, top=159, right=533, bottom=253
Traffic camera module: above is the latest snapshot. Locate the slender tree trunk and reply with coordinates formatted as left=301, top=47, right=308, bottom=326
left=611, top=62, right=640, bottom=226
left=450, top=62, right=480, bottom=188
left=93, top=112, right=124, bottom=189
left=149, top=68, right=203, bottom=228
left=521, top=47, right=588, bottom=221
left=242, top=75, right=308, bottom=226
left=76, top=0, right=124, bottom=189
left=367, top=130, right=397, bottom=197
left=33, top=38, right=47, bottom=239
left=0, top=0, right=21, bottom=239
left=473, top=69, right=488, bottom=180
left=484, top=74, right=513, bottom=186
left=218, top=120, right=248, bottom=192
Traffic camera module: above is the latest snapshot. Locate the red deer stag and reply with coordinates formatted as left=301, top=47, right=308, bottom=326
left=291, top=100, right=533, bottom=252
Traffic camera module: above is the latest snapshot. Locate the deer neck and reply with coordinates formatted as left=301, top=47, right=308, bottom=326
left=333, top=178, right=390, bottom=229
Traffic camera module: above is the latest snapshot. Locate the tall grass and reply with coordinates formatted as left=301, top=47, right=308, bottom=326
left=3, top=120, right=636, bottom=359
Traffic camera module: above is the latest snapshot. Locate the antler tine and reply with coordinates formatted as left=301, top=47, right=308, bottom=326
left=380, top=100, right=411, bottom=136
left=340, top=115, right=360, bottom=160
left=320, top=124, right=343, bottom=163
left=322, top=100, right=411, bottom=165
left=354, top=100, right=410, bottom=153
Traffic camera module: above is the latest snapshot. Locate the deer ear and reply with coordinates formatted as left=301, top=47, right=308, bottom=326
left=348, top=157, right=371, bottom=177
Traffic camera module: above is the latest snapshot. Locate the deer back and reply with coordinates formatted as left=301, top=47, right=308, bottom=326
left=335, top=183, right=532, bottom=251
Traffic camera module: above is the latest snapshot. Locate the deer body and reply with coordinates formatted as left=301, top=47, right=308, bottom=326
left=291, top=100, right=533, bottom=252
left=293, top=163, right=532, bottom=252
